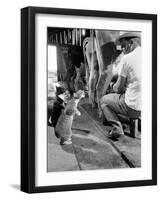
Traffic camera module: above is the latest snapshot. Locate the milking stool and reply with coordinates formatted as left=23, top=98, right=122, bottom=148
left=117, top=114, right=141, bottom=138
left=129, top=117, right=141, bottom=138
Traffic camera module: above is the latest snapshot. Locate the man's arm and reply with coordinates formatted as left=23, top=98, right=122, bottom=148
left=112, top=75, right=126, bottom=93
left=112, top=55, right=128, bottom=94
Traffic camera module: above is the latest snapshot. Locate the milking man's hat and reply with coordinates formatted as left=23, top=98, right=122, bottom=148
left=116, top=32, right=140, bottom=44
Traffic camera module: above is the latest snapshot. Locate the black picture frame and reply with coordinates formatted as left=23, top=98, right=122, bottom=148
left=21, top=6, right=157, bottom=193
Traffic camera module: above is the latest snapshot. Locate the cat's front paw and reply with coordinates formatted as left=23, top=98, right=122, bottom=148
left=76, top=111, right=81, bottom=116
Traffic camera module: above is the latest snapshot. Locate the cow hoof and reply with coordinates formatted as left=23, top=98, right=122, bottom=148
left=98, top=111, right=103, bottom=118
left=92, top=102, right=97, bottom=108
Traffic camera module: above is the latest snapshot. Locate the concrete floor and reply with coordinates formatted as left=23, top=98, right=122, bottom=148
left=47, top=99, right=141, bottom=172
left=81, top=101, right=141, bottom=168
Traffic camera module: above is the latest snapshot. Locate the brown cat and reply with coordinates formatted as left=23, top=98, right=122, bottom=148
left=55, top=90, right=85, bottom=145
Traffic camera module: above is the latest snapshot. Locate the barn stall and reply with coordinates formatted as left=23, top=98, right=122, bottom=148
left=47, top=27, right=141, bottom=172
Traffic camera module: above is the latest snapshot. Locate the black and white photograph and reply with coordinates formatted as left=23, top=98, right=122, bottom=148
left=0, top=0, right=160, bottom=198
left=21, top=7, right=157, bottom=193
left=47, top=27, right=142, bottom=172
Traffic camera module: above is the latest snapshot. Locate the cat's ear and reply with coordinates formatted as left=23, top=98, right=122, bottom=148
left=73, top=92, right=77, bottom=98
left=75, top=109, right=81, bottom=116
left=75, top=66, right=79, bottom=71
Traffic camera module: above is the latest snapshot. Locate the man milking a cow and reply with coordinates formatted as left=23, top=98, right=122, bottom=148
left=49, top=30, right=141, bottom=142
left=100, top=32, right=141, bottom=139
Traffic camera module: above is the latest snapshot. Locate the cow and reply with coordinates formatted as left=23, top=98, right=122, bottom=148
left=83, top=30, right=120, bottom=117
left=57, top=45, right=85, bottom=94
left=83, top=36, right=99, bottom=107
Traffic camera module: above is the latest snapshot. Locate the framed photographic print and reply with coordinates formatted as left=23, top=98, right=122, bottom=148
left=21, top=6, right=157, bottom=193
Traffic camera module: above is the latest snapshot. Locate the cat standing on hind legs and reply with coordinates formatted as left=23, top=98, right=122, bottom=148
left=55, top=90, right=85, bottom=145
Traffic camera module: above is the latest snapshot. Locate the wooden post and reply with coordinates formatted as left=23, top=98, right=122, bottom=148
left=56, top=34, right=58, bottom=44
left=64, top=31, right=67, bottom=44
left=76, top=29, right=78, bottom=45
left=68, top=29, right=70, bottom=43
left=130, top=119, right=136, bottom=138
left=80, top=29, right=82, bottom=46
left=60, top=32, right=63, bottom=44
left=72, top=29, right=75, bottom=45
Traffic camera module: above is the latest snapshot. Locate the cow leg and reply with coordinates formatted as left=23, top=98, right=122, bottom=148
left=88, top=51, right=99, bottom=107
left=95, top=65, right=114, bottom=118
left=84, top=45, right=96, bottom=106
left=83, top=50, right=90, bottom=91
left=83, top=37, right=91, bottom=92
left=83, top=36, right=100, bottom=107
left=88, top=65, right=95, bottom=106
left=95, top=73, right=106, bottom=117
left=84, top=51, right=91, bottom=91
left=95, top=31, right=116, bottom=117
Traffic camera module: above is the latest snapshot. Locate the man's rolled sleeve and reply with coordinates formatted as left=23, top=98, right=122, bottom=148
left=117, top=58, right=128, bottom=78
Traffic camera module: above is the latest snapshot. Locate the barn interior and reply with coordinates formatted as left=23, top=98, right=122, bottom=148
left=47, top=27, right=141, bottom=172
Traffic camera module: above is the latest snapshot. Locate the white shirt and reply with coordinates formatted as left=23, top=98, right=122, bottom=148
left=118, top=47, right=142, bottom=111
left=112, top=52, right=124, bottom=76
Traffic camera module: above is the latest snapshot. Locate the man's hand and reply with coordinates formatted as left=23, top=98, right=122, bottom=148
left=112, top=75, right=126, bottom=94
left=108, top=82, right=115, bottom=93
